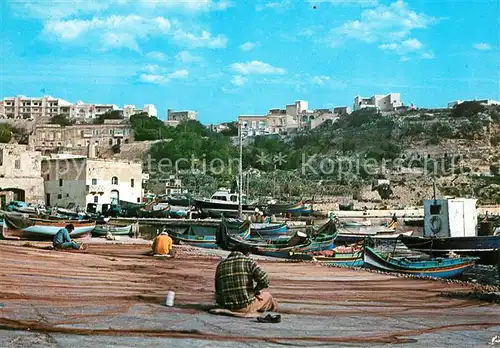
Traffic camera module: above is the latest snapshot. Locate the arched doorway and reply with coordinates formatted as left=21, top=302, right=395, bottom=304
left=110, top=190, right=119, bottom=205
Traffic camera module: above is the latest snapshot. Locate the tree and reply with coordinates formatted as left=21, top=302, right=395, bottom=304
left=220, top=122, right=238, bottom=136
left=11, top=127, right=30, bottom=145
left=50, top=114, right=73, bottom=126
left=129, top=113, right=173, bottom=141
left=93, top=110, right=124, bottom=124
left=0, top=124, right=12, bottom=143
left=452, top=101, right=485, bottom=119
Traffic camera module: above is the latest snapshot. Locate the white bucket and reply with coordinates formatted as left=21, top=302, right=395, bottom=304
left=165, top=291, right=175, bottom=307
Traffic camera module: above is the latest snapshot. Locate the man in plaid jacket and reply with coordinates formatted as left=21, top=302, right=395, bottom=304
left=215, top=245, right=278, bottom=313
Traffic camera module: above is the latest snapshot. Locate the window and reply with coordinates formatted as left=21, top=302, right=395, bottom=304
left=111, top=176, right=118, bottom=185
left=57, top=194, right=62, bottom=199
left=430, top=204, right=441, bottom=215
left=109, top=139, right=113, bottom=145
left=130, top=179, right=134, bottom=188
left=14, top=159, right=20, bottom=170
left=94, top=196, right=99, bottom=203
left=59, top=179, right=63, bottom=187
left=137, top=198, right=141, bottom=203
left=92, top=178, right=97, bottom=185
left=66, top=194, right=69, bottom=197
left=46, top=174, right=50, bottom=180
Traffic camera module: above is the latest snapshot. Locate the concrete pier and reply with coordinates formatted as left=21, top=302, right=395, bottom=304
left=0, top=241, right=499, bottom=347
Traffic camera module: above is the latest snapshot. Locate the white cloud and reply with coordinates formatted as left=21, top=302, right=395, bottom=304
left=230, top=60, right=286, bottom=75
left=334, top=0, right=437, bottom=43
left=474, top=43, right=491, bottom=51
left=399, top=56, right=410, bottom=62
left=311, top=75, right=331, bottom=86
left=139, top=74, right=169, bottom=84
left=139, top=68, right=188, bottom=84
left=256, top=0, right=291, bottom=11
left=240, top=42, right=260, bottom=51
left=307, top=0, right=378, bottom=6
left=43, top=15, right=172, bottom=51
left=168, top=69, right=189, bottom=79
left=231, top=75, right=248, bottom=86
left=146, top=51, right=167, bottom=61
left=421, top=52, right=434, bottom=59
left=175, top=51, right=204, bottom=63
left=42, top=15, right=226, bottom=51
left=379, top=38, right=423, bottom=55
left=16, top=0, right=232, bottom=19
left=172, top=29, right=228, bottom=48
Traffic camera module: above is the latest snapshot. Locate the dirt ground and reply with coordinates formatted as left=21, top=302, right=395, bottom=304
left=0, top=241, right=499, bottom=347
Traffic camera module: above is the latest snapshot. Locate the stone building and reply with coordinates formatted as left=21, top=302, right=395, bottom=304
left=165, top=109, right=198, bottom=127
left=29, top=119, right=134, bottom=154
left=42, top=154, right=143, bottom=209
left=0, top=144, right=44, bottom=206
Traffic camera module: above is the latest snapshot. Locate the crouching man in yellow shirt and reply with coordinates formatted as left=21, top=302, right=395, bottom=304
left=152, top=231, right=175, bottom=257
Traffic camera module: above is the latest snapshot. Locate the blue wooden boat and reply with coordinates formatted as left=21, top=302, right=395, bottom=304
left=267, top=201, right=305, bottom=215
left=0, top=211, right=95, bottom=240
left=401, top=235, right=500, bottom=265
left=290, top=244, right=364, bottom=267
left=93, top=223, right=132, bottom=236
left=216, top=216, right=337, bottom=258
left=363, top=246, right=477, bottom=278
left=250, top=221, right=288, bottom=240
left=170, top=220, right=251, bottom=249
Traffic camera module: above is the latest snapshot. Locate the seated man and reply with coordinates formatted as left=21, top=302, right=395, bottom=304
left=215, top=245, right=278, bottom=314
left=53, top=224, right=83, bottom=250
left=152, top=230, right=174, bottom=256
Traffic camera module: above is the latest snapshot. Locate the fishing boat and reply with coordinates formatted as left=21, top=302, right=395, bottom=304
left=341, top=220, right=372, bottom=227
left=401, top=197, right=500, bottom=265
left=363, top=246, right=477, bottom=278
left=170, top=219, right=251, bottom=249
left=400, top=235, right=500, bottom=265
left=93, top=223, right=132, bottom=236
left=250, top=220, right=288, bottom=240
left=266, top=200, right=305, bottom=216
left=216, top=216, right=337, bottom=258
left=194, top=188, right=260, bottom=218
left=167, top=193, right=193, bottom=207
left=0, top=211, right=95, bottom=240
left=290, top=244, right=364, bottom=267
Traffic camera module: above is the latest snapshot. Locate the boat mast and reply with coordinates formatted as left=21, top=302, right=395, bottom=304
left=238, top=121, right=243, bottom=219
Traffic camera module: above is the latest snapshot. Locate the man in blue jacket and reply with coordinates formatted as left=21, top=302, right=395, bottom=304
left=53, top=224, right=84, bottom=250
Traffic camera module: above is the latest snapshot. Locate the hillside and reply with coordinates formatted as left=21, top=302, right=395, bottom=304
left=121, top=103, right=500, bottom=206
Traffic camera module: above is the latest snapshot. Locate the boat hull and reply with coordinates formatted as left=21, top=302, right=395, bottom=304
left=170, top=221, right=251, bottom=249
left=363, top=246, right=476, bottom=278
left=2, top=220, right=95, bottom=240
left=93, top=224, right=132, bottom=236
left=250, top=223, right=288, bottom=240
left=400, top=235, right=500, bottom=265
left=336, top=230, right=412, bottom=244
left=314, top=252, right=364, bottom=267
left=267, top=201, right=305, bottom=215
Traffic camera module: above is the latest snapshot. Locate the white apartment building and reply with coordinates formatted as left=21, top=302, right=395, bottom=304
left=448, top=99, right=500, bottom=109
left=165, top=109, right=198, bottom=127
left=0, top=95, right=71, bottom=122
left=353, top=93, right=403, bottom=112
left=70, top=101, right=120, bottom=120
left=42, top=154, right=143, bottom=209
left=123, top=104, right=158, bottom=118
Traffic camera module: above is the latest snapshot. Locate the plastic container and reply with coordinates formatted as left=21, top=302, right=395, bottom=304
left=165, top=291, right=175, bottom=307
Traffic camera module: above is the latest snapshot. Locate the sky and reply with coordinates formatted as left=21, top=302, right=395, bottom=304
left=0, top=0, right=499, bottom=124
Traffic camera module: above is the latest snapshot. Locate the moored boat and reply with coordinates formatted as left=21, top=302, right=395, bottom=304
left=363, top=246, right=477, bottom=278
left=250, top=221, right=288, bottom=240
left=170, top=219, right=251, bottom=249
left=93, top=223, right=133, bottom=236
left=267, top=200, right=305, bottom=215
left=400, top=235, right=500, bottom=265
left=216, top=215, right=337, bottom=258
left=1, top=212, right=95, bottom=240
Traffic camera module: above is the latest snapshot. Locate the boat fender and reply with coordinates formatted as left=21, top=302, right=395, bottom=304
left=430, top=216, right=442, bottom=234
